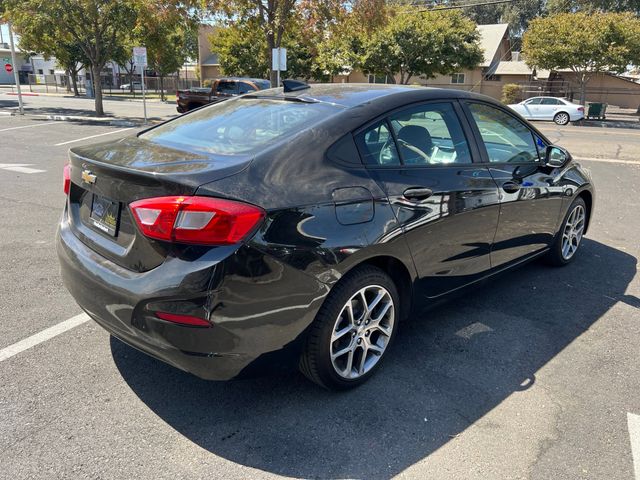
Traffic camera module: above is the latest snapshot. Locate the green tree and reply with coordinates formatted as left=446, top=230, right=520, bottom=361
left=547, top=0, right=640, bottom=14
left=523, top=12, right=640, bottom=104
left=6, top=0, right=137, bottom=116
left=136, top=3, right=197, bottom=100
left=360, top=9, right=483, bottom=85
left=212, top=20, right=270, bottom=78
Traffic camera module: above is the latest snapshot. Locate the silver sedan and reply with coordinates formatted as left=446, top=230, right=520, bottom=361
left=508, top=96, right=585, bottom=125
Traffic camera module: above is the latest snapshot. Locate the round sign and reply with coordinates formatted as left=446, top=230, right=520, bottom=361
left=4, top=63, right=13, bottom=73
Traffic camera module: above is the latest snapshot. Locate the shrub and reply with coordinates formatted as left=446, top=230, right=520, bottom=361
left=502, top=83, right=521, bottom=104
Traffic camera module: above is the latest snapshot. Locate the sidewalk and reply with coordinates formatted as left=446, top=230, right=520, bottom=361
left=0, top=90, right=177, bottom=126
left=575, top=105, right=640, bottom=130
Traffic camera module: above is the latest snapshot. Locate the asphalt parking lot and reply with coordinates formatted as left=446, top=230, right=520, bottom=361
left=1, top=115, right=639, bottom=480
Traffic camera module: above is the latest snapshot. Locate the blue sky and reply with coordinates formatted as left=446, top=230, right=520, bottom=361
left=0, top=24, right=18, bottom=47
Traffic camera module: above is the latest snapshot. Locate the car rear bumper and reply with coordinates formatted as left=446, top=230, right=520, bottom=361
left=56, top=208, right=329, bottom=380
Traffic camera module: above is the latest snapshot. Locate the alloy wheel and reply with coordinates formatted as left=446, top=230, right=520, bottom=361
left=555, top=112, right=570, bottom=125
left=561, top=204, right=585, bottom=260
left=330, top=285, right=395, bottom=379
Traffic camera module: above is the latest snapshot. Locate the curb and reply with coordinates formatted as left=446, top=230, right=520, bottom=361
left=44, top=114, right=140, bottom=127
left=573, top=119, right=640, bottom=130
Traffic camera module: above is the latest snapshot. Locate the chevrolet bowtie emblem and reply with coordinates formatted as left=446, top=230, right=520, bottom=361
left=81, top=170, right=97, bottom=185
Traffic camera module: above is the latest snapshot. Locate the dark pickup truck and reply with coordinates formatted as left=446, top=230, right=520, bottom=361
left=176, top=77, right=271, bottom=113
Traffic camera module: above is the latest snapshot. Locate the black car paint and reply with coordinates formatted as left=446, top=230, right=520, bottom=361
left=57, top=84, right=594, bottom=380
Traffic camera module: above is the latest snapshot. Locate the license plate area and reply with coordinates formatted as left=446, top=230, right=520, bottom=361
left=89, top=194, right=121, bottom=237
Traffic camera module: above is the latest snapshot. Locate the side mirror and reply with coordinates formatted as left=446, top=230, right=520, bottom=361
left=545, top=145, right=572, bottom=168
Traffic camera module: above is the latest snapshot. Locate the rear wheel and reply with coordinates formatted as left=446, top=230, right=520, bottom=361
left=545, top=197, right=587, bottom=266
left=554, top=112, right=570, bottom=125
left=299, top=266, right=399, bottom=390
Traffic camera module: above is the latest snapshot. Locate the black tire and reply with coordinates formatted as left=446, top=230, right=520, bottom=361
left=299, top=265, right=400, bottom=390
left=554, top=112, right=570, bottom=125
left=545, top=197, right=587, bottom=266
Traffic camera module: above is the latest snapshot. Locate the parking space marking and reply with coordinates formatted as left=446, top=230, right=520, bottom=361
left=54, top=128, right=134, bottom=146
left=0, top=313, right=90, bottom=362
left=0, top=163, right=46, bottom=174
left=575, top=157, right=640, bottom=165
left=629, top=413, right=640, bottom=480
left=0, top=122, right=52, bottom=133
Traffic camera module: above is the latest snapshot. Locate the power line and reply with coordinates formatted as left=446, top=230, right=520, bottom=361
left=404, top=0, right=519, bottom=11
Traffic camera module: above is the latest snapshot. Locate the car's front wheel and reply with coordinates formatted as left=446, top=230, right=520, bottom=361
left=554, top=112, right=570, bottom=125
left=299, top=265, right=399, bottom=390
left=545, top=197, right=587, bottom=266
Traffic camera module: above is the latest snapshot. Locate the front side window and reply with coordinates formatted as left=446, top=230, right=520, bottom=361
left=388, top=102, right=472, bottom=165
left=354, top=120, right=400, bottom=165
left=525, top=98, right=543, bottom=105
left=238, top=82, right=256, bottom=94
left=451, top=73, right=465, bottom=84
left=467, top=103, right=541, bottom=163
left=216, top=81, right=237, bottom=95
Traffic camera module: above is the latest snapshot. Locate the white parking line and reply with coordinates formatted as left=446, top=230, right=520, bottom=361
left=629, top=413, right=640, bottom=480
left=0, top=122, right=52, bottom=133
left=55, top=128, right=134, bottom=146
left=0, top=313, right=90, bottom=362
left=0, top=163, right=46, bottom=174
left=574, top=157, right=640, bottom=165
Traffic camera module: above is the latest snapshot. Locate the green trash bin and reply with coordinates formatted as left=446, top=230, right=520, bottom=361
left=587, top=102, right=607, bottom=120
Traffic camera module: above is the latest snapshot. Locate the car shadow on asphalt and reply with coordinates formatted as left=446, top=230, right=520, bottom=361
left=110, top=238, right=636, bottom=479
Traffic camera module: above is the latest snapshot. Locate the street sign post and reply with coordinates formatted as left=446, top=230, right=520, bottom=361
left=132, top=47, right=148, bottom=124
left=7, top=22, right=23, bottom=115
left=271, top=48, right=287, bottom=88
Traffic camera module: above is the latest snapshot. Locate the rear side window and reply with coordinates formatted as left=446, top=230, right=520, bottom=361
left=541, top=98, right=561, bottom=105
left=467, top=103, right=541, bottom=163
left=355, top=120, right=400, bottom=166
left=388, top=102, right=471, bottom=165
left=141, top=98, right=340, bottom=155
left=216, top=81, right=237, bottom=95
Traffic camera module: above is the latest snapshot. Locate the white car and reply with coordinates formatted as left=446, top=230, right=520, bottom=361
left=508, top=97, right=584, bottom=125
left=120, top=82, right=143, bottom=91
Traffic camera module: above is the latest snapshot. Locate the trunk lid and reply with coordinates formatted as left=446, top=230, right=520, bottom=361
left=66, top=136, right=252, bottom=272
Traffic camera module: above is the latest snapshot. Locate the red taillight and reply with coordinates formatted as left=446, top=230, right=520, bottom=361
left=63, top=164, right=71, bottom=195
left=155, top=311, right=211, bottom=327
left=578, top=106, right=585, bottom=112
left=129, top=196, right=265, bottom=245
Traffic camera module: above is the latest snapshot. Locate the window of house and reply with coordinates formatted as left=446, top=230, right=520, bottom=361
left=37, top=69, right=43, bottom=75
left=368, top=74, right=388, bottom=84
left=485, top=74, right=501, bottom=81
left=467, top=103, right=541, bottom=163
left=450, top=73, right=465, bottom=84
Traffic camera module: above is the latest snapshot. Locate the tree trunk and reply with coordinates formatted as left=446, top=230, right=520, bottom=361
left=579, top=79, right=587, bottom=106
left=159, top=74, right=165, bottom=101
left=71, top=71, right=79, bottom=97
left=91, top=64, right=104, bottom=116
left=65, top=70, right=72, bottom=93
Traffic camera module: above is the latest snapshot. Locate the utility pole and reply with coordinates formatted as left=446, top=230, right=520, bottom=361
left=7, top=21, right=24, bottom=115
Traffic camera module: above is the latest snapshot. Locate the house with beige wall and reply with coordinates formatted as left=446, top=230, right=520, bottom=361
left=197, top=22, right=640, bottom=108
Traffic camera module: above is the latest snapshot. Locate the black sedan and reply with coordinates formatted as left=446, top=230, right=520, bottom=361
left=57, top=83, right=594, bottom=390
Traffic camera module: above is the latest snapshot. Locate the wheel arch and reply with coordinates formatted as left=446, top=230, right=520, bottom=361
left=343, top=255, right=415, bottom=322
left=577, top=189, right=593, bottom=234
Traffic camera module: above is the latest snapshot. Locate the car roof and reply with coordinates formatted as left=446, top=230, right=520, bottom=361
left=254, top=83, right=492, bottom=109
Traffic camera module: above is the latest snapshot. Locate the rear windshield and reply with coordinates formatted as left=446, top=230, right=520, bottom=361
left=141, top=98, right=340, bottom=155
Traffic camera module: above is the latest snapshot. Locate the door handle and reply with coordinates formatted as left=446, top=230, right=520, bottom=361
left=403, top=187, right=433, bottom=201
left=502, top=181, right=521, bottom=194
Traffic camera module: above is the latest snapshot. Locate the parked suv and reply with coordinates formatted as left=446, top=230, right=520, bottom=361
left=176, top=77, right=271, bottom=113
